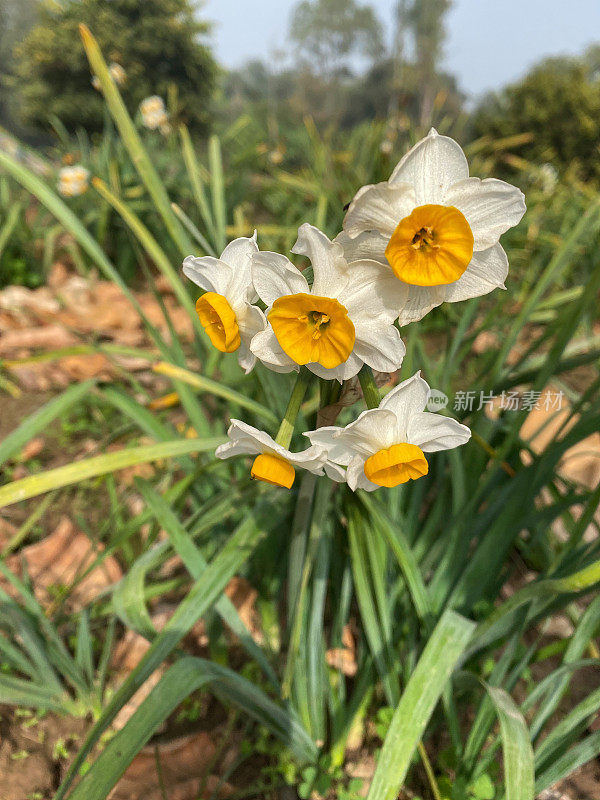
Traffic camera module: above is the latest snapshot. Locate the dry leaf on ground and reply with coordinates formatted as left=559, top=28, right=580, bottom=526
left=1, top=517, right=122, bottom=610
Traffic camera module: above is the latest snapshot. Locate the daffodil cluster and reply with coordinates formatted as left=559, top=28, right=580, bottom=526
left=183, top=130, right=525, bottom=492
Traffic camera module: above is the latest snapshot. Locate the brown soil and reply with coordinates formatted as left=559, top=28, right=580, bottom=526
left=0, top=706, right=89, bottom=800
left=0, top=392, right=54, bottom=443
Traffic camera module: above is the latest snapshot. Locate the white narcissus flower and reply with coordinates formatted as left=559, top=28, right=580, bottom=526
left=183, top=235, right=266, bottom=373
left=216, top=419, right=344, bottom=489
left=306, top=372, right=471, bottom=491
left=140, top=95, right=168, bottom=130
left=57, top=165, right=90, bottom=197
left=250, top=223, right=408, bottom=383
left=337, top=128, right=526, bottom=325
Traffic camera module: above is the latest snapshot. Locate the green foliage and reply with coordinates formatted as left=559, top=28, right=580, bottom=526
left=0, top=175, right=46, bottom=288
left=471, top=51, right=600, bottom=180
left=10, top=0, right=216, bottom=134
left=0, top=0, right=38, bottom=131
left=0, top=28, right=600, bottom=800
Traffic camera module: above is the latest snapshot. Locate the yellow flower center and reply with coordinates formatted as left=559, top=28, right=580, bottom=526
left=268, top=293, right=355, bottom=369
left=195, top=291, right=241, bottom=353
left=385, top=204, right=474, bottom=287
left=363, top=443, right=429, bottom=488
left=251, top=453, right=295, bottom=488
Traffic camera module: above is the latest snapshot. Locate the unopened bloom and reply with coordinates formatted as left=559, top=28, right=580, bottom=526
left=57, top=165, right=90, bottom=197
left=338, top=128, right=526, bottom=325
left=183, top=235, right=266, bottom=373
left=140, top=95, right=168, bottom=130
left=306, top=372, right=471, bottom=491
left=250, top=223, right=407, bottom=382
left=216, top=419, right=343, bottom=489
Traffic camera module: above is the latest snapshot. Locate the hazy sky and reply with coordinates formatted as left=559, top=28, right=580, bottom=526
left=204, top=0, right=600, bottom=98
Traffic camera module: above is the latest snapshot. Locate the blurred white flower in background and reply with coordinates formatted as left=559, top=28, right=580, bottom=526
left=57, top=165, right=90, bottom=197
left=140, top=95, right=169, bottom=131
left=92, top=62, right=126, bottom=90
left=538, top=163, right=558, bottom=194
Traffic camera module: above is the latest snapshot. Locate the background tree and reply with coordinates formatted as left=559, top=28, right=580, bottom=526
left=0, top=0, right=39, bottom=132
left=395, top=0, right=453, bottom=125
left=10, top=0, right=216, bottom=134
left=290, top=0, right=383, bottom=78
left=288, top=0, right=383, bottom=124
left=471, top=53, right=600, bottom=181
left=342, top=57, right=462, bottom=128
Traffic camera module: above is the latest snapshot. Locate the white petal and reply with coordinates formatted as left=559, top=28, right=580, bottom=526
left=444, top=177, right=526, bottom=250
left=249, top=326, right=298, bottom=373
left=237, top=341, right=256, bottom=374
left=182, top=255, right=232, bottom=296
left=292, top=223, right=348, bottom=297
left=444, top=244, right=509, bottom=303
left=219, top=233, right=259, bottom=301
left=397, top=284, right=447, bottom=326
left=235, top=304, right=265, bottom=373
left=252, top=251, right=309, bottom=307
left=334, top=230, right=388, bottom=266
left=337, top=408, right=398, bottom=454
left=324, top=461, right=347, bottom=482
left=389, top=129, right=469, bottom=204
left=339, top=260, right=407, bottom=324
left=215, top=419, right=329, bottom=476
left=237, top=303, right=266, bottom=346
left=286, top=445, right=329, bottom=473
left=215, top=419, right=274, bottom=459
left=380, top=372, right=430, bottom=439
left=353, top=323, right=406, bottom=373
left=346, top=456, right=378, bottom=492
left=343, top=182, right=415, bottom=238
left=305, top=426, right=354, bottom=465
left=408, top=413, right=471, bottom=452
left=306, top=352, right=363, bottom=382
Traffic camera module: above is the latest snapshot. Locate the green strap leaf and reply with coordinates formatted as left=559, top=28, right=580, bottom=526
left=78, top=24, right=194, bottom=256
left=486, top=686, right=534, bottom=800
left=0, top=381, right=93, bottom=468
left=366, top=610, right=475, bottom=800
left=535, top=731, right=600, bottom=796
left=55, top=514, right=264, bottom=800
left=65, top=656, right=316, bottom=800
left=153, top=361, right=278, bottom=425
left=362, top=495, right=433, bottom=624
left=138, top=482, right=279, bottom=687
left=0, top=437, right=224, bottom=508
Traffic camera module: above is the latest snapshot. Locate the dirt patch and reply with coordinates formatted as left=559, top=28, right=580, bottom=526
left=0, top=392, right=54, bottom=442
left=0, top=706, right=89, bottom=800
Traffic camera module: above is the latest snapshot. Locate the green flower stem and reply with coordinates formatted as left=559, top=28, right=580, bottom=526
left=282, top=476, right=332, bottom=699
left=358, top=365, right=381, bottom=410
left=274, top=367, right=312, bottom=448
left=418, top=741, right=443, bottom=800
